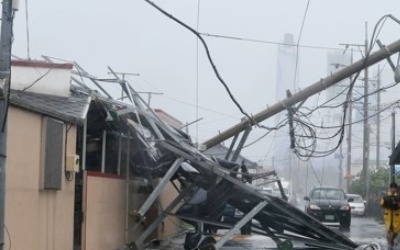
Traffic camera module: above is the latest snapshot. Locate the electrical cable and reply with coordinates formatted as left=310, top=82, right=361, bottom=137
left=143, top=0, right=254, bottom=124
left=21, top=63, right=71, bottom=92
left=24, top=0, right=30, bottom=59
left=293, top=0, right=311, bottom=87
left=302, top=99, right=400, bottom=129
left=195, top=0, right=200, bottom=144
left=243, top=119, right=288, bottom=149
left=199, top=33, right=344, bottom=51
left=289, top=14, right=400, bottom=159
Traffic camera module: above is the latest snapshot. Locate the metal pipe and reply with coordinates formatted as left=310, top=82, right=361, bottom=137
left=231, top=127, right=251, bottom=162
left=134, top=158, right=183, bottom=217
left=202, top=38, right=400, bottom=149
left=117, top=134, right=122, bottom=175
left=136, top=188, right=189, bottom=243
left=215, top=200, right=267, bottom=248
left=125, top=134, right=131, bottom=243
left=101, top=129, right=106, bottom=173
left=81, top=118, right=87, bottom=170
left=391, top=112, right=396, bottom=183
left=225, top=133, right=238, bottom=160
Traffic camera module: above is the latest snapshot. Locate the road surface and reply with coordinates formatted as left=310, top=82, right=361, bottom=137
left=155, top=216, right=392, bottom=250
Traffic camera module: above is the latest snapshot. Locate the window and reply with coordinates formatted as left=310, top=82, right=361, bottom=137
left=40, top=117, right=64, bottom=190
left=312, top=189, right=344, bottom=200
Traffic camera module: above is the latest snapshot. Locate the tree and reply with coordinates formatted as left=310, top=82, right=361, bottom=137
left=348, top=168, right=389, bottom=197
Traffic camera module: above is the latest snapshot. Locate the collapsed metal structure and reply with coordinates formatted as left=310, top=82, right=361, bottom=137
left=44, top=36, right=400, bottom=250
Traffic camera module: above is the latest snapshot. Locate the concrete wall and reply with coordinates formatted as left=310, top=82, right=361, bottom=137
left=4, top=106, right=76, bottom=250
left=10, top=60, right=73, bottom=97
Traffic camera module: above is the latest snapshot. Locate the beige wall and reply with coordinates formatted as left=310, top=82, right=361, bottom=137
left=83, top=172, right=126, bottom=250
left=128, top=180, right=181, bottom=243
left=4, top=106, right=76, bottom=250
left=158, top=181, right=182, bottom=239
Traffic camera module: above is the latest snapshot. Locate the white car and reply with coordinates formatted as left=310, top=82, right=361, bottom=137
left=347, top=194, right=365, bottom=216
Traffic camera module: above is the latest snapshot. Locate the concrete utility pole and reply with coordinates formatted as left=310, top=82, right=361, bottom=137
left=391, top=111, right=396, bottom=183
left=346, top=89, right=353, bottom=191
left=202, top=37, right=400, bottom=149
left=337, top=45, right=357, bottom=192
left=0, top=1, right=14, bottom=249
left=376, top=65, right=381, bottom=171
left=337, top=45, right=358, bottom=192
left=363, top=23, right=370, bottom=199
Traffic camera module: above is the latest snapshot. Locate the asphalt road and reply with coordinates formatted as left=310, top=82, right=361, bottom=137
left=159, top=216, right=391, bottom=250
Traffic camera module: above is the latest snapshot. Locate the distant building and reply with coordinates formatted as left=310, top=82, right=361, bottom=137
left=273, top=33, right=299, bottom=183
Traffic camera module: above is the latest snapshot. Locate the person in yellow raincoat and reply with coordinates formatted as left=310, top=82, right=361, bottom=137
left=380, top=182, right=400, bottom=248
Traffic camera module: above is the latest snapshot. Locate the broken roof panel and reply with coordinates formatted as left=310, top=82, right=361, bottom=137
left=8, top=90, right=90, bottom=125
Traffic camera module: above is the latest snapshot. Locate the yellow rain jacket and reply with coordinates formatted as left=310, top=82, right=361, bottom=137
left=380, top=191, right=400, bottom=233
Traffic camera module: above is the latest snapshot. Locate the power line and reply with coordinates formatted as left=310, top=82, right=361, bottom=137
left=143, top=0, right=254, bottom=123
left=293, top=0, right=311, bottom=87
left=199, top=33, right=344, bottom=51
left=24, top=0, right=30, bottom=59
left=195, top=0, right=201, bottom=143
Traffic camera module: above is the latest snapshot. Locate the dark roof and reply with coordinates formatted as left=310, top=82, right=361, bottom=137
left=8, top=90, right=90, bottom=125
left=389, top=140, right=400, bottom=165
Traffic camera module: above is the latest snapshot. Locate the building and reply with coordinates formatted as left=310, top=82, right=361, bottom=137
left=3, top=60, right=89, bottom=250
left=2, top=60, right=182, bottom=250
left=273, top=33, right=299, bottom=189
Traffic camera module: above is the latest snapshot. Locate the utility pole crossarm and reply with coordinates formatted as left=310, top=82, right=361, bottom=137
left=202, top=38, right=400, bottom=149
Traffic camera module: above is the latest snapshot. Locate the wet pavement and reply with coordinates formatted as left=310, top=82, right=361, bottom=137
left=151, top=216, right=393, bottom=249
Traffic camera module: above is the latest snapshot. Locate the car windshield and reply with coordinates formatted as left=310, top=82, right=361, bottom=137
left=311, top=189, right=344, bottom=200
left=349, top=195, right=363, bottom=203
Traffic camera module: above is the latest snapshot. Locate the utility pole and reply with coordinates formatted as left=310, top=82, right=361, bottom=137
left=0, top=1, right=14, bottom=249
left=337, top=45, right=357, bottom=192
left=376, top=65, right=381, bottom=171
left=391, top=111, right=396, bottom=183
left=339, top=144, right=343, bottom=189
left=346, top=88, right=353, bottom=191
left=362, top=22, right=370, bottom=200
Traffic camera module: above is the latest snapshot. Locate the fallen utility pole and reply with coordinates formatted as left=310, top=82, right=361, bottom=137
left=203, top=38, right=400, bottom=149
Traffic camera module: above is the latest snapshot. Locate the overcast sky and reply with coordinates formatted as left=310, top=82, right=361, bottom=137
left=10, top=0, right=400, bottom=164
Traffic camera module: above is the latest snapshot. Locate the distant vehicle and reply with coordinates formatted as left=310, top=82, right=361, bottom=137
left=347, top=194, right=366, bottom=216
left=304, top=186, right=353, bottom=230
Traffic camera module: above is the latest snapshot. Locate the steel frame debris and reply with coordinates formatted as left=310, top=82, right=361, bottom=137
left=38, top=40, right=400, bottom=249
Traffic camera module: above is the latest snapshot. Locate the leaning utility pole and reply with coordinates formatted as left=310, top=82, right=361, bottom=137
left=363, top=23, right=370, bottom=200
left=0, top=1, right=14, bottom=249
left=376, top=65, right=381, bottom=171
left=346, top=97, right=352, bottom=191
left=202, top=37, right=400, bottom=149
